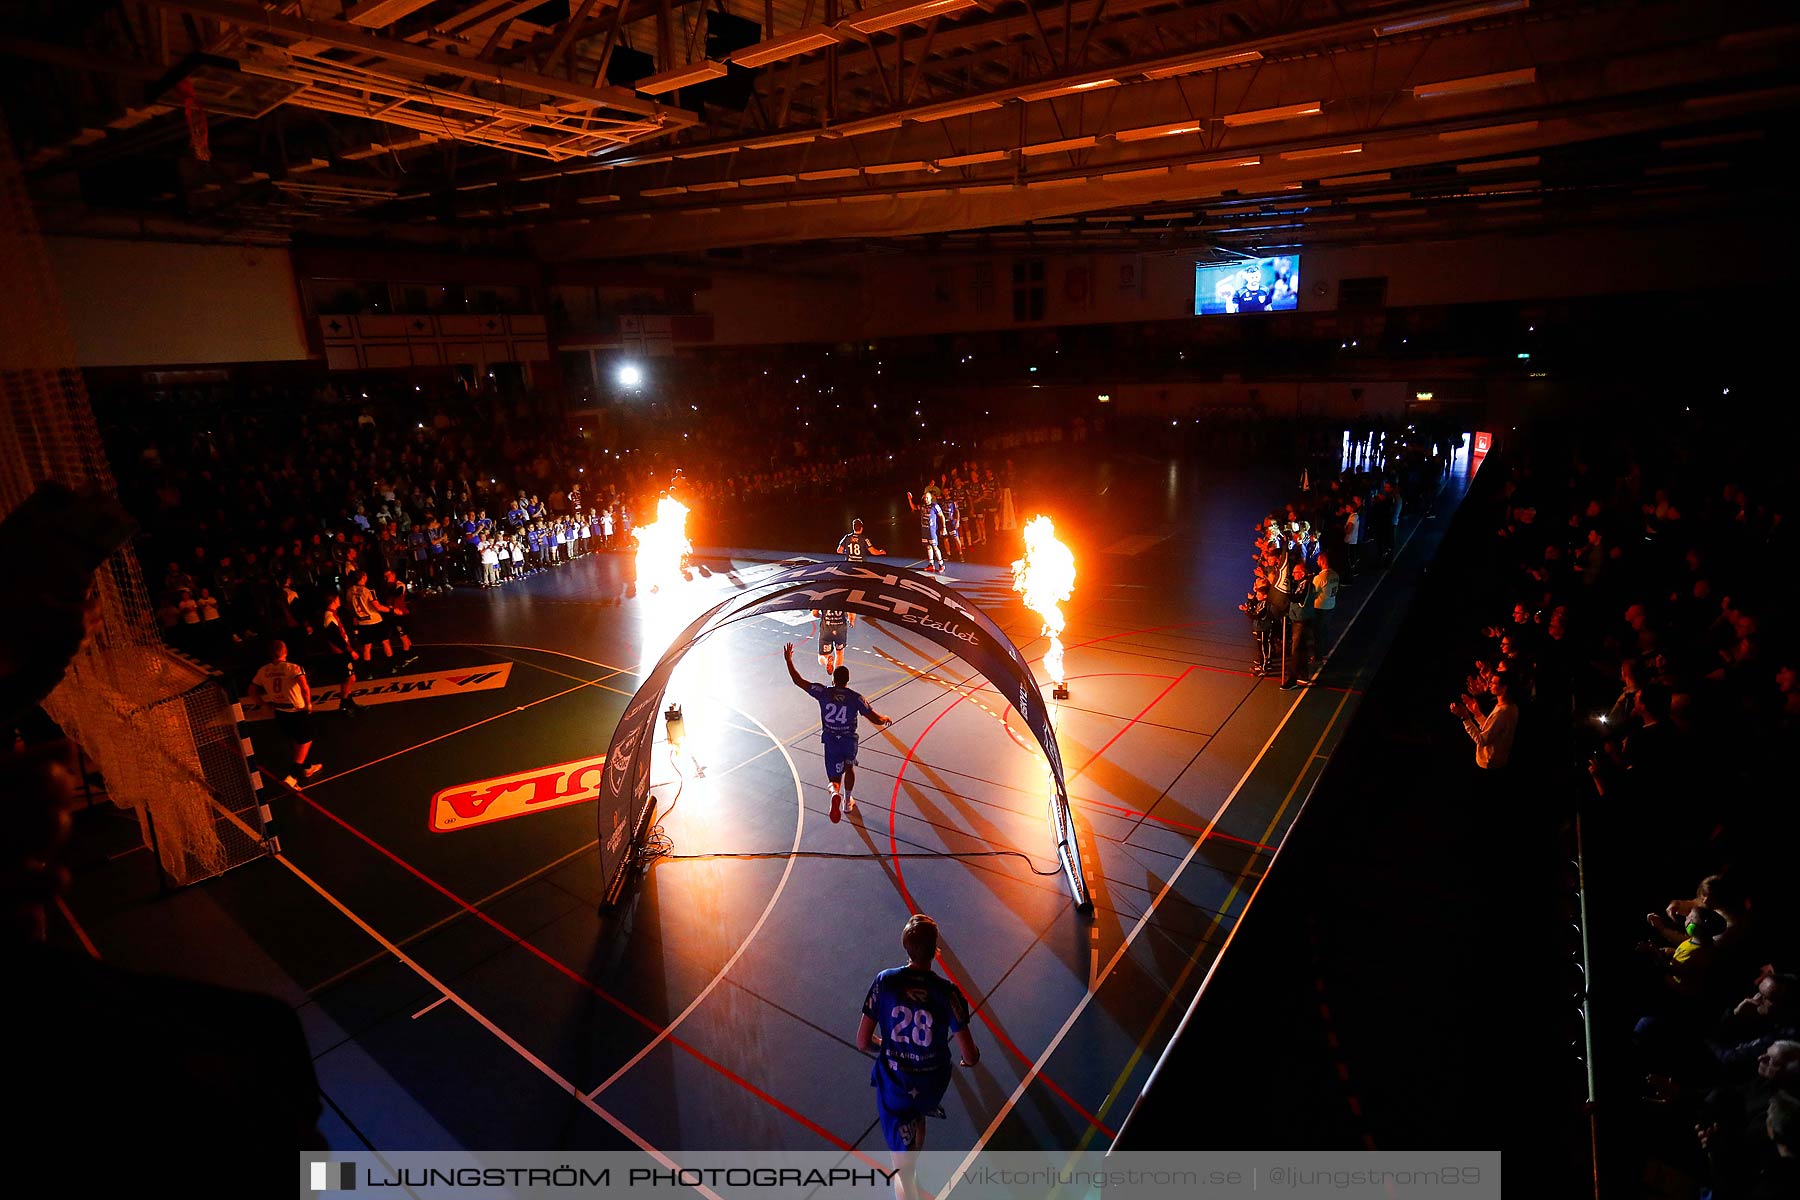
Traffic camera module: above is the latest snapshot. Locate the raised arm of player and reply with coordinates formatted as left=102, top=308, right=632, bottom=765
left=782, top=643, right=810, bottom=691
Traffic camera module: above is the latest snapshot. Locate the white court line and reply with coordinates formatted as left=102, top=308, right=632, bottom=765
left=941, top=512, right=1432, bottom=1188
left=587, top=699, right=808, bottom=1099
left=201, top=798, right=713, bottom=1193
left=411, top=995, right=449, bottom=1020
left=279, top=851, right=713, bottom=1191
left=432, top=642, right=814, bottom=1104
left=304, top=670, right=623, bottom=788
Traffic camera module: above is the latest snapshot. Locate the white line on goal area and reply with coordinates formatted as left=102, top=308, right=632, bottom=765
left=200, top=800, right=715, bottom=1193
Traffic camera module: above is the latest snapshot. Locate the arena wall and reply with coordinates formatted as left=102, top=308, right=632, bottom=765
left=46, top=237, right=310, bottom=366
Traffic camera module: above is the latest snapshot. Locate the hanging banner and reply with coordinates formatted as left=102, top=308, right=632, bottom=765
left=596, top=562, right=1091, bottom=912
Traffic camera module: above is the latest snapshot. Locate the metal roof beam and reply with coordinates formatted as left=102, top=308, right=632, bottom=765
left=141, top=0, right=696, bottom=123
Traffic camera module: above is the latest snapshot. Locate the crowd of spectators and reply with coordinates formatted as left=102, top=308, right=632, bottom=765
left=1452, top=421, right=1796, bottom=1197
left=1238, top=423, right=1464, bottom=687
left=99, top=363, right=1093, bottom=679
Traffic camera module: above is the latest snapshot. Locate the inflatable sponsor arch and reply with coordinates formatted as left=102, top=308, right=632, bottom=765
left=597, top=561, right=1092, bottom=912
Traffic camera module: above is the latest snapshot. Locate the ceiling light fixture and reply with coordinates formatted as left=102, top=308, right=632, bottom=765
left=1114, top=120, right=1204, bottom=142
left=729, top=27, right=845, bottom=68
left=1021, top=135, right=1098, bottom=156
left=1682, top=84, right=1800, bottom=111
left=1017, top=78, right=1120, bottom=103
left=1456, top=155, right=1540, bottom=172
left=1096, top=166, right=1172, bottom=181
left=1140, top=49, right=1264, bottom=80
left=908, top=97, right=1004, bottom=122
left=839, top=0, right=984, bottom=37
left=1279, top=142, right=1364, bottom=160
left=1437, top=119, right=1538, bottom=141
left=1187, top=154, right=1262, bottom=170
left=1375, top=0, right=1529, bottom=37
left=938, top=148, right=1012, bottom=167
left=1659, top=130, right=1763, bottom=151
left=635, top=61, right=730, bottom=95
left=1412, top=66, right=1537, bottom=99
left=748, top=131, right=820, bottom=148
left=1221, top=101, right=1323, bottom=127
left=829, top=115, right=905, bottom=137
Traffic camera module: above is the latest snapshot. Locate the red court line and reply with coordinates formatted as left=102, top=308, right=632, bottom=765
left=985, top=675, right=1273, bottom=851
left=287, top=787, right=868, bottom=1160
left=884, top=682, right=1118, bottom=1141
left=1070, top=667, right=1196, bottom=779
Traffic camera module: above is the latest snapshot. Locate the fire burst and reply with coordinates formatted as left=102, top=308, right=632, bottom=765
left=633, top=493, right=691, bottom=594
left=1012, top=515, right=1076, bottom=688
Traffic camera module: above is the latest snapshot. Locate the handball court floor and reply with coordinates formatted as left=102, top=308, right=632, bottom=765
left=56, top=450, right=1471, bottom=1172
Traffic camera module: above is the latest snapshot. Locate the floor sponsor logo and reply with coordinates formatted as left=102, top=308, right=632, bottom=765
left=430, top=753, right=607, bottom=833
left=240, top=664, right=512, bottom=720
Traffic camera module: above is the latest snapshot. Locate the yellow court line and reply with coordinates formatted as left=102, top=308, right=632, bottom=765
left=195, top=780, right=706, bottom=1186
left=1053, top=511, right=1435, bottom=1162
left=1064, top=684, right=1357, bottom=1161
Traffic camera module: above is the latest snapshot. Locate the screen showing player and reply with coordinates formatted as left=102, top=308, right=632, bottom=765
left=1193, top=255, right=1301, bottom=315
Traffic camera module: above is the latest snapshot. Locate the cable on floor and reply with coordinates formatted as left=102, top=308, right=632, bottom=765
left=630, top=750, right=1062, bottom=877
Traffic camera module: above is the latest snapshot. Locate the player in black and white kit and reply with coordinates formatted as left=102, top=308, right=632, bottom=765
left=837, top=519, right=887, bottom=564
left=247, top=639, right=322, bottom=784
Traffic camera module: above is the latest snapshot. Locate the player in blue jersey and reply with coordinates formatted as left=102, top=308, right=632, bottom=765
left=784, top=642, right=891, bottom=823
left=813, top=607, right=856, bottom=674
left=857, top=914, right=979, bottom=1199
left=939, top=493, right=963, bottom=562
left=905, top=489, right=946, bottom=573
left=836, top=518, right=887, bottom=564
